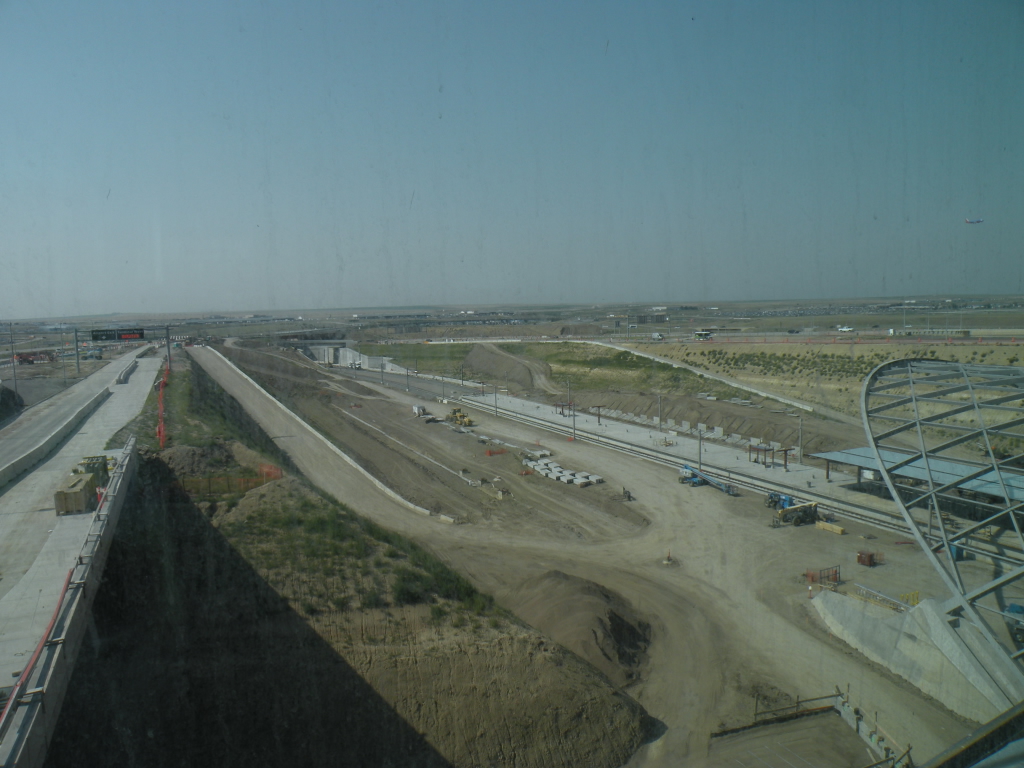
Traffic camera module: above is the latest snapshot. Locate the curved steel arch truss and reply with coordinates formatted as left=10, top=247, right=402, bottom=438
left=863, top=359, right=1024, bottom=682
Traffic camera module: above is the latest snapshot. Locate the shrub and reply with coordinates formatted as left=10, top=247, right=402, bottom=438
left=430, top=605, right=448, bottom=623
left=360, top=588, right=387, bottom=609
left=392, top=567, right=434, bottom=605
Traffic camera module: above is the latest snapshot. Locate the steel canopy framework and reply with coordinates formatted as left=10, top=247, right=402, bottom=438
left=862, top=359, right=1024, bottom=678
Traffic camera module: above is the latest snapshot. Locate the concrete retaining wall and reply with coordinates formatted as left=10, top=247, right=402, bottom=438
left=0, top=388, right=111, bottom=491
left=813, top=591, right=1023, bottom=723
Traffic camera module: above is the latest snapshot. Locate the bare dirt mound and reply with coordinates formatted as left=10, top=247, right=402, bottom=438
left=510, top=570, right=651, bottom=689
left=465, top=343, right=561, bottom=394
left=160, top=442, right=235, bottom=476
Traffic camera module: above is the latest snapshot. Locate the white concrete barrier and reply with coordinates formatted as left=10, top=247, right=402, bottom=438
left=0, top=388, right=111, bottom=491
left=115, top=359, right=138, bottom=385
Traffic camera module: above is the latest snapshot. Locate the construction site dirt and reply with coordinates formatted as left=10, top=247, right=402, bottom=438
left=221, top=344, right=978, bottom=765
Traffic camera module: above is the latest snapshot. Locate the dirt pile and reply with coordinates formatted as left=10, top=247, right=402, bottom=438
left=159, top=442, right=235, bottom=476
left=347, top=617, right=653, bottom=767
left=464, top=343, right=558, bottom=394
left=510, top=571, right=651, bottom=689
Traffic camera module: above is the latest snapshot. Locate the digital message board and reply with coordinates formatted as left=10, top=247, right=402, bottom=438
left=90, top=328, right=145, bottom=341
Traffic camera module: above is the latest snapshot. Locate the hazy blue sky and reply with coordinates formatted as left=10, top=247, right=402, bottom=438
left=1, top=1, right=1022, bottom=318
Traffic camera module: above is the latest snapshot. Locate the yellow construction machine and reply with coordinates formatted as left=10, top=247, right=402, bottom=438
left=445, top=407, right=474, bottom=427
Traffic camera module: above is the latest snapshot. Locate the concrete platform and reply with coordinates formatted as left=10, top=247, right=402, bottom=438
left=0, top=352, right=162, bottom=685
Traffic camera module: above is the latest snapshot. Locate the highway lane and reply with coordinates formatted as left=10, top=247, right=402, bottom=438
left=0, top=347, right=151, bottom=477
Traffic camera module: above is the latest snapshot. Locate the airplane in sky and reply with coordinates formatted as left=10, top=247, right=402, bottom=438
left=966, top=218, right=984, bottom=224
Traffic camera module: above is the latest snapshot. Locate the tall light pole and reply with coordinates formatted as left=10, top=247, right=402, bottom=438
left=799, top=414, right=803, bottom=464
left=494, top=384, right=498, bottom=416
left=697, top=429, right=703, bottom=472
left=8, top=323, right=17, bottom=399
left=657, top=394, right=662, bottom=432
left=791, top=412, right=803, bottom=464
left=60, top=323, right=67, bottom=387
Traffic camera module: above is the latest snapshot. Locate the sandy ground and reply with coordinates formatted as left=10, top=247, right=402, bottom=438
left=702, top=713, right=879, bottom=768
left=204, top=346, right=977, bottom=765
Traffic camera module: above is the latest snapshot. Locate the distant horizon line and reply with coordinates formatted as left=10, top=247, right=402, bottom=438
left=4, top=292, right=1022, bottom=324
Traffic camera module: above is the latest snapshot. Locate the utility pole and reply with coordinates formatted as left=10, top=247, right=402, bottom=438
left=658, top=394, right=662, bottom=432
left=698, top=430, right=703, bottom=472
left=8, top=323, right=17, bottom=399
left=380, top=359, right=385, bottom=385
left=165, top=326, right=172, bottom=370
left=60, top=323, right=67, bottom=387
left=798, top=414, right=803, bottom=464
left=74, top=327, right=80, bottom=374
left=406, top=366, right=410, bottom=392
left=494, top=384, right=498, bottom=416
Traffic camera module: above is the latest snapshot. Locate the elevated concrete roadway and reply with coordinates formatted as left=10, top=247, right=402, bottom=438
left=0, top=348, right=162, bottom=766
left=0, top=349, right=160, bottom=602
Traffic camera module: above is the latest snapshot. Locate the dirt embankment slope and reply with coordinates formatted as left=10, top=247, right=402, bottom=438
left=464, top=343, right=562, bottom=395
left=510, top=571, right=651, bottom=689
